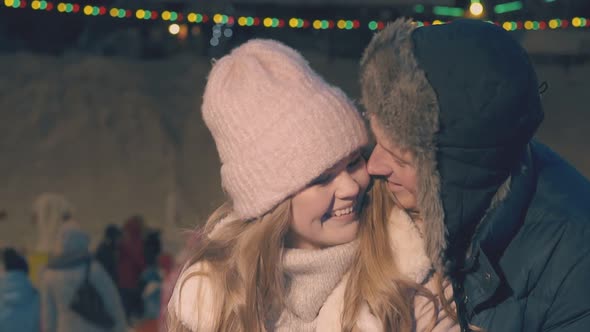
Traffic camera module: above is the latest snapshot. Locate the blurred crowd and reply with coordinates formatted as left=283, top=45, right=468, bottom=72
left=0, top=193, right=200, bottom=332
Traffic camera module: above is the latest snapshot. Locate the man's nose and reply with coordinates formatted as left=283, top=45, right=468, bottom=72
left=367, top=145, right=391, bottom=176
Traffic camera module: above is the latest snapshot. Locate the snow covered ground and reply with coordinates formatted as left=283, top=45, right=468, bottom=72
left=1, top=50, right=588, bottom=251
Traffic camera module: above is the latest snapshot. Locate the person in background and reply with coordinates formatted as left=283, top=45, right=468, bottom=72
left=117, top=215, right=146, bottom=322
left=40, top=223, right=127, bottom=332
left=146, top=253, right=172, bottom=332
left=29, top=193, right=76, bottom=286
left=0, top=247, right=40, bottom=332
left=135, top=231, right=165, bottom=332
left=140, top=230, right=163, bottom=320
left=135, top=258, right=165, bottom=332
left=95, top=224, right=122, bottom=284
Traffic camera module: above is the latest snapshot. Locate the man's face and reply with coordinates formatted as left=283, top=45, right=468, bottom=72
left=368, top=117, right=419, bottom=212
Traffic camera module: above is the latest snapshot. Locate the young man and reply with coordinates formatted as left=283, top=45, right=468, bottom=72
left=361, top=18, right=590, bottom=331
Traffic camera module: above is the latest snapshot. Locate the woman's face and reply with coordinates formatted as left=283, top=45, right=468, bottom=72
left=287, top=151, right=370, bottom=249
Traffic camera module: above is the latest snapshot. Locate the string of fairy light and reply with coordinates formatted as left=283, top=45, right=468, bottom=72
left=2, top=0, right=590, bottom=31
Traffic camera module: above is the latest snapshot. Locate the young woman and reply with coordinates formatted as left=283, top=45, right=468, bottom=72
left=167, top=39, right=458, bottom=332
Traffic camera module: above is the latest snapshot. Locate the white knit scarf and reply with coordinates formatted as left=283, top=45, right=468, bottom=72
left=272, top=240, right=358, bottom=331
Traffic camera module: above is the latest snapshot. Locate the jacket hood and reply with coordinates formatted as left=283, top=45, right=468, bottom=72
left=360, top=19, right=544, bottom=272
left=0, top=271, right=38, bottom=306
left=48, top=223, right=92, bottom=268
left=52, top=223, right=90, bottom=256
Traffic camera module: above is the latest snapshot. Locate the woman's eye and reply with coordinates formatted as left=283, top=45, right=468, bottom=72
left=310, top=174, right=333, bottom=186
left=347, top=156, right=364, bottom=170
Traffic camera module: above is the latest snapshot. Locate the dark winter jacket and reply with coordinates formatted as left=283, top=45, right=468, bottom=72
left=95, top=225, right=121, bottom=283
left=95, top=241, right=118, bottom=283
left=360, top=19, right=590, bottom=331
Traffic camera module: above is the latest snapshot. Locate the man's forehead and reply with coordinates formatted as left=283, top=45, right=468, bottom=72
left=368, top=116, right=411, bottom=156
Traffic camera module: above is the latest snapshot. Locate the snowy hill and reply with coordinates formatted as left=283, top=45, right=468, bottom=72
left=0, top=53, right=221, bottom=250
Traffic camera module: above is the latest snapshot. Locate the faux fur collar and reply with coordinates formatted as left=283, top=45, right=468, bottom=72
left=388, top=207, right=433, bottom=284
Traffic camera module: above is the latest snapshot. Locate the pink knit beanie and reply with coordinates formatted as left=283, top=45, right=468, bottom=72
left=202, top=39, right=368, bottom=219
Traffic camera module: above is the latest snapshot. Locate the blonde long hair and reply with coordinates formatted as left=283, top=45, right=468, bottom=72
left=167, top=200, right=292, bottom=332
left=342, top=179, right=456, bottom=331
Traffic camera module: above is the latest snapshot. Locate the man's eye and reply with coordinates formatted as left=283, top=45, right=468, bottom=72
left=395, top=159, right=410, bottom=168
